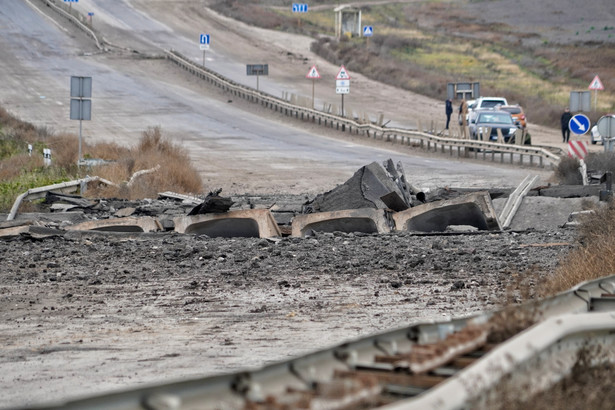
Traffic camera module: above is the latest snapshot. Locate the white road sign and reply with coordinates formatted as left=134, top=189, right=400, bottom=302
left=336, top=65, right=350, bottom=80
left=306, top=65, right=320, bottom=79
left=588, top=75, right=604, bottom=91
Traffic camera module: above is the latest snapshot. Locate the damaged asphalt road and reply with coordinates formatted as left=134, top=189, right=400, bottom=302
left=0, top=218, right=575, bottom=408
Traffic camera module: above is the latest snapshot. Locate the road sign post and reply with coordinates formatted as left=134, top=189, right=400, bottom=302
left=588, top=75, right=604, bottom=111
left=199, top=34, right=210, bottom=67
left=568, top=113, right=591, bottom=137
left=247, top=64, right=268, bottom=91
left=70, top=76, right=92, bottom=165
left=292, top=3, right=308, bottom=28
left=363, top=26, right=373, bottom=47
left=336, top=65, right=350, bottom=117
left=597, top=115, right=615, bottom=152
left=306, top=65, right=321, bottom=109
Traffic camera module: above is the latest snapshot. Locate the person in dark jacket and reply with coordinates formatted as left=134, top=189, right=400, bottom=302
left=445, top=99, right=453, bottom=129
left=561, top=107, right=572, bottom=143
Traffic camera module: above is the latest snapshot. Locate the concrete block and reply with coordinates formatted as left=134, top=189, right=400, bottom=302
left=0, top=225, right=65, bottom=239
left=173, top=209, right=281, bottom=238
left=291, top=208, right=391, bottom=237
left=304, top=161, right=409, bottom=213
left=0, top=225, right=30, bottom=239
left=66, top=216, right=162, bottom=233
left=393, top=192, right=501, bottom=232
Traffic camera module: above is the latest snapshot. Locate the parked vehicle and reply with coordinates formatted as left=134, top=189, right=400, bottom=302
left=469, top=110, right=520, bottom=143
left=500, top=104, right=527, bottom=129
left=591, top=125, right=603, bottom=145
left=467, top=97, right=508, bottom=124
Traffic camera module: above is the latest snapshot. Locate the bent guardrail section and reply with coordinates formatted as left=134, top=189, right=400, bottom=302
left=31, top=274, right=615, bottom=410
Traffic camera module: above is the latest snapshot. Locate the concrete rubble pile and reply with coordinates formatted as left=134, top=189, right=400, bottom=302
left=0, top=160, right=506, bottom=239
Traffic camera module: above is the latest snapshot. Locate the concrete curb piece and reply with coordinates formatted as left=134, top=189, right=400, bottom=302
left=174, top=209, right=281, bottom=238
left=393, top=191, right=501, bottom=232
left=291, top=208, right=391, bottom=237
left=65, top=216, right=162, bottom=233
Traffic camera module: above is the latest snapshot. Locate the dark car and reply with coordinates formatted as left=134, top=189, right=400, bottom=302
left=469, top=110, right=520, bottom=143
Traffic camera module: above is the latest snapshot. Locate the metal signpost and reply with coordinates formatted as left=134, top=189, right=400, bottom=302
left=246, top=64, right=268, bottom=91
left=199, top=34, right=210, bottom=67
left=570, top=91, right=591, bottom=113
left=70, top=76, right=92, bottom=165
left=306, top=65, right=320, bottom=109
left=363, top=26, right=373, bottom=47
left=292, top=3, right=308, bottom=27
left=447, top=82, right=480, bottom=101
left=588, top=75, right=604, bottom=111
left=336, top=65, right=350, bottom=117
left=87, top=12, right=94, bottom=28
left=63, top=0, right=78, bottom=10
left=597, top=114, right=615, bottom=152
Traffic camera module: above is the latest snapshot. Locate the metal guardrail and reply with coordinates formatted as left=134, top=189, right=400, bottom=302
left=499, top=174, right=539, bottom=228
left=6, top=176, right=115, bottom=221
left=165, top=50, right=561, bottom=168
left=38, top=0, right=103, bottom=50
left=31, top=275, right=615, bottom=410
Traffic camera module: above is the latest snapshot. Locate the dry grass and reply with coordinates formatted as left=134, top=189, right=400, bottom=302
left=0, top=107, right=203, bottom=210
left=85, top=127, right=203, bottom=200
left=539, top=202, right=615, bottom=296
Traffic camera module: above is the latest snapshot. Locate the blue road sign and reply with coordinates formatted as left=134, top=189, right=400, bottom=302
left=63, top=0, right=78, bottom=2
left=292, top=3, right=308, bottom=13
left=199, top=34, right=210, bottom=45
left=363, top=26, right=373, bottom=37
left=569, top=114, right=591, bottom=135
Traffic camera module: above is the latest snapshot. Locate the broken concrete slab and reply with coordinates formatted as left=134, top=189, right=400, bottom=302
left=303, top=161, right=410, bottom=213
left=393, top=192, right=501, bottom=233
left=0, top=225, right=31, bottom=239
left=528, top=185, right=601, bottom=198
left=291, top=208, right=392, bottom=237
left=65, top=216, right=162, bottom=233
left=188, top=189, right=235, bottom=215
left=158, top=192, right=203, bottom=205
left=383, top=159, right=426, bottom=204
left=174, top=209, right=281, bottom=238
left=0, top=225, right=64, bottom=239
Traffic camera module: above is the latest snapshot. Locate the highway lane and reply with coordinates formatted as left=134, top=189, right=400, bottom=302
left=0, top=1, right=542, bottom=195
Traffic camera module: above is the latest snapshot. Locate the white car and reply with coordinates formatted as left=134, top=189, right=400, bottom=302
left=467, top=97, right=509, bottom=124
left=591, top=125, right=603, bottom=145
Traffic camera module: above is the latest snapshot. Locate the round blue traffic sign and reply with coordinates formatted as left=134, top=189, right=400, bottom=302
left=569, top=114, right=591, bottom=135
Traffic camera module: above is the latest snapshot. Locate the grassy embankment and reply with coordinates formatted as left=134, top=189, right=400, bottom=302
left=211, top=1, right=615, bottom=127
left=0, top=107, right=202, bottom=213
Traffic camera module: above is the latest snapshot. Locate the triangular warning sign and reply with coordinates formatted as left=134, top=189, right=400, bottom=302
left=588, top=75, right=604, bottom=90
left=336, top=65, right=350, bottom=80
left=306, top=65, right=320, bottom=79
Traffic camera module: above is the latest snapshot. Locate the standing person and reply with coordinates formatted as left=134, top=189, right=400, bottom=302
left=445, top=99, right=453, bottom=129
left=561, top=107, right=572, bottom=143
left=458, top=99, right=468, bottom=138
